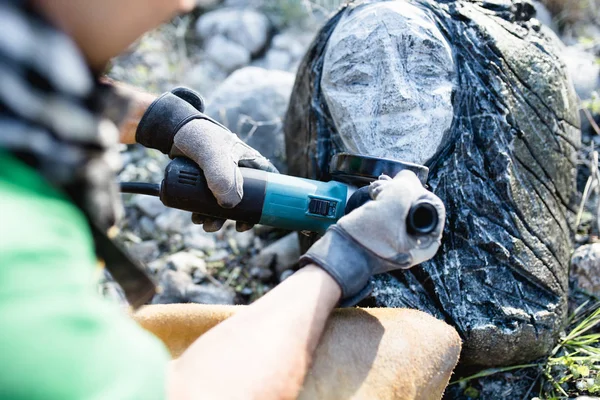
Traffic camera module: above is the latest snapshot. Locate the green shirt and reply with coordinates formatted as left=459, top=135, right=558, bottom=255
left=0, top=151, right=169, bottom=399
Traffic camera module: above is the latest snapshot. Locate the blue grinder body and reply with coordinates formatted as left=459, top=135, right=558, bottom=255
left=160, top=157, right=349, bottom=234
left=260, top=173, right=348, bottom=232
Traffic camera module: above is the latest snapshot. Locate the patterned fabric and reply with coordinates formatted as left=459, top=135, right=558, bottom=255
left=0, top=1, right=126, bottom=231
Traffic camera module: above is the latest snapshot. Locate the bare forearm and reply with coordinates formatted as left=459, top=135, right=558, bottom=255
left=168, top=265, right=341, bottom=400
left=100, top=76, right=156, bottom=144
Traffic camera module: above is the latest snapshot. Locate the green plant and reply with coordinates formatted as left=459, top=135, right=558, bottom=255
left=583, top=91, right=600, bottom=116
left=539, top=298, right=600, bottom=398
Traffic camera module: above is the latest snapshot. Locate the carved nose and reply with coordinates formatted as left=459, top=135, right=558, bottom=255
left=378, top=68, right=418, bottom=114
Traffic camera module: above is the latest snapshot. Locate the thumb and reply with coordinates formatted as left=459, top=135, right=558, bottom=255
left=236, top=142, right=279, bottom=173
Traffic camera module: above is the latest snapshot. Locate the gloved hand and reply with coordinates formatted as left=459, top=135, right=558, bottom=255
left=136, top=87, right=278, bottom=232
left=299, top=170, right=445, bottom=306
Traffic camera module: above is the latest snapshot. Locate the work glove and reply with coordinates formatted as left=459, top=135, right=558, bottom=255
left=299, top=170, right=445, bottom=306
left=136, top=87, right=278, bottom=232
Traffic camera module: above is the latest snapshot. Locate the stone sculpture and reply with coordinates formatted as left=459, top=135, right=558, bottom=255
left=285, top=0, right=581, bottom=366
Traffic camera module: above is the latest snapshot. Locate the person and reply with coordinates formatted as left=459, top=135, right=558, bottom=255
left=0, top=1, right=445, bottom=399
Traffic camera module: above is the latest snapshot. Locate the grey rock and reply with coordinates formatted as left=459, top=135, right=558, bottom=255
left=165, top=233, right=185, bottom=253
left=186, top=284, right=236, bottom=305
left=204, top=36, right=251, bottom=72
left=271, top=30, right=315, bottom=71
left=250, top=232, right=300, bottom=274
left=166, top=251, right=207, bottom=275
left=279, top=269, right=295, bottom=282
left=264, top=49, right=292, bottom=71
left=205, top=67, right=295, bottom=172
left=206, top=249, right=230, bottom=262
left=183, top=226, right=217, bottom=251
left=147, top=258, right=166, bottom=274
left=155, top=208, right=192, bottom=234
left=183, top=61, right=228, bottom=98
left=192, top=268, right=207, bottom=283
left=230, top=229, right=255, bottom=250
left=250, top=266, right=273, bottom=281
left=571, top=243, right=600, bottom=294
left=127, top=240, right=160, bottom=264
left=196, top=8, right=271, bottom=56
left=239, top=286, right=253, bottom=296
left=562, top=45, right=600, bottom=99
left=152, top=269, right=189, bottom=303
left=272, top=32, right=311, bottom=60
left=138, top=216, right=156, bottom=239
left=286, top=0, right=580, bottom=367
left=152, top=269, right=235, bottom=305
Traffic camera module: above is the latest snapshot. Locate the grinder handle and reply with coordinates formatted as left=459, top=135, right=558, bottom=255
left=344, top=186, right=439, bottom=236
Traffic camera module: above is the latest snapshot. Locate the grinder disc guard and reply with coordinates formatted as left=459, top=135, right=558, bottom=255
left=330, top=153, right=429, bottom=186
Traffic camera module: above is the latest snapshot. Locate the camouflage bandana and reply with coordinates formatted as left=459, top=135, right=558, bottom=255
left=0, top=1, right=126, bottom=231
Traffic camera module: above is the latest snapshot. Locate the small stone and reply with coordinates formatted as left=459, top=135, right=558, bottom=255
left=271, top=31, right=312, bottom=59
left=196, top=8, right=271, bottom=55
left=139, top=216, right=156, bottom=239
left=571, top=243, right=600, bottom=294
left=155, top=208, right=192, bottom=234
left=134, top=194, right=165, bottom=218
left=192, top=268, right=207, bottom=283
left=206, top=249, right=230, bottom=262
left=230, top=229, right=255, bottom=251
left=250, top=232, right=301, bottom=274
left=166, top=251, right=207, bottom=275
left=147, top=258, right=166, bottom=274
left=152, top=270, right=190, bottom=304
left=279, top=269, right=295, bottom=282
left=253, top=236, right=263, bottom=250
left=264, top=49, right=292, bottom=71
left=122, top=231, right=142, bottom=244
left=250, top=266, right=274, bottom=281
left=165, top=233, right=185, bottom=253
left=184, top=228, right=217, bottom=252
left=204, top=36, right=251, bottom=72
left=127, top=240, right=160, bottom=264
left=186, top=284, right=236, bottom=305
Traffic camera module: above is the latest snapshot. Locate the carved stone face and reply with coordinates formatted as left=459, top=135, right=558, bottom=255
left=321, top=1, right=456, bottom=164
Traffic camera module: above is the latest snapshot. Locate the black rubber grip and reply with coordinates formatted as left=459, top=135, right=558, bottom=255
left=136, top=87, right=214, bottom=154
left=160, top=157, right=267, bottom=224
left=345, top=187, right=439, bottom=235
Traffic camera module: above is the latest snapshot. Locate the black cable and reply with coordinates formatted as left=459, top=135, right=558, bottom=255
left=120, top=182, right=161, bottom=196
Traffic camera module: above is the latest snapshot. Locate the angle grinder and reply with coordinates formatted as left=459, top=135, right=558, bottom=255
left=120, top=153, right=439, bottom=235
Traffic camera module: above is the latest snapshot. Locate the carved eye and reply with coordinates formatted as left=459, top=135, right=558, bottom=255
left=407, top=62, right=447, bottom=86
left=346, top=70, right=374, bottom=87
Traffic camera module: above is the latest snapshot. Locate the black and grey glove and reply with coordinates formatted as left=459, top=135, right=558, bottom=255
left=299, top=170, right=445, bottom=306
left=136, top=87, right=278, bottom=232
